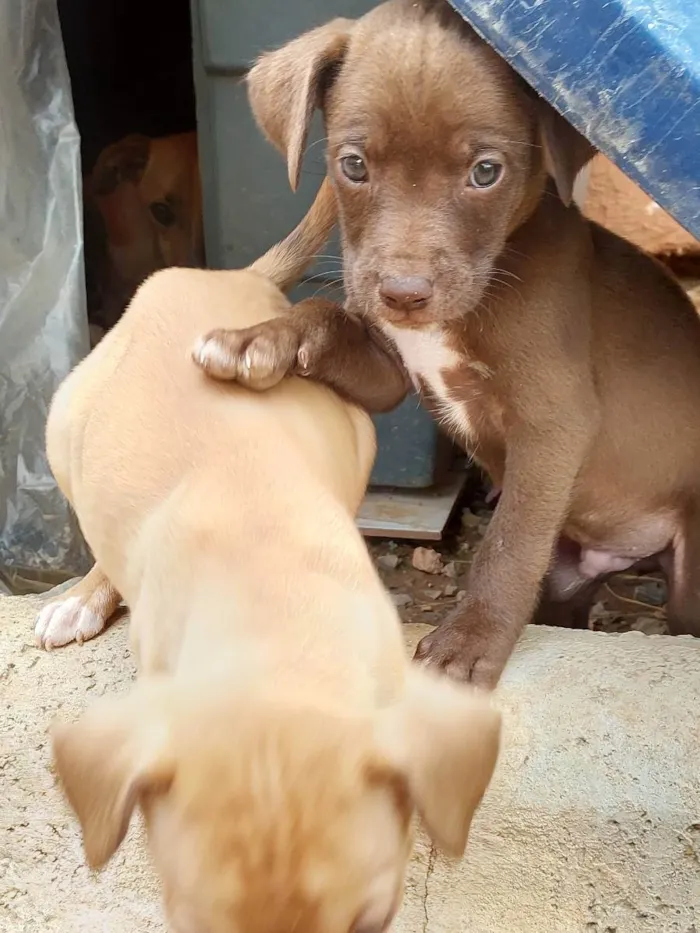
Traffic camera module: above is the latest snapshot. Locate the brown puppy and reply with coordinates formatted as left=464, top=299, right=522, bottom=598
left=36, top=178, right=500, bottom=933
left=194, top=0, right=700, bottom=689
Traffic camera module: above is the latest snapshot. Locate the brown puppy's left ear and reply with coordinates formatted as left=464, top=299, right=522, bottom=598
left=375, top=669, right=501, bottom=857
left=246, top=19, right=354, bottom=191
left=538, top=101, right=596, bottom=206
left=51, top=683, right=175, bottom=869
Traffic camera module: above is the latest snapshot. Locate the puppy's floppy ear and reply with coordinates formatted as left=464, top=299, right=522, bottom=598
left=50, top=682, right=175, bottom=869
left=375, top=668, right=501, bottom=857
left=538, top=100, right=595, bottom=207
left=246, top=19, right=354, bottom=191
left=90, top=134, right=152, bottom=197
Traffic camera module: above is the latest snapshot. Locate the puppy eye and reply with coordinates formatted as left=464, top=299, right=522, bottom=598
left=150, top=200, right=177, bottom=227
left=340, top=154, right=369, bottom=183
left=468, top=159, right=503, bottom=189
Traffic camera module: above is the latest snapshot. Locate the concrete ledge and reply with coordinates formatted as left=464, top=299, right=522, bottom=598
left=2, top=597, right=699, bottom=931
left=399, top=624, right=700, bottom=933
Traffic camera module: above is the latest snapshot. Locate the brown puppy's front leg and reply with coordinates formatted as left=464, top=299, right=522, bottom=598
left=35, top=563, right=123, bottom=650
left=193, top=298, right=410, bottom=414
left=415, top=426, right=591, bottom=688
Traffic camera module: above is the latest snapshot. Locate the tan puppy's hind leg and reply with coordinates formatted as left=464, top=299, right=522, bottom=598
left=35, top=564, right=122, bottom=650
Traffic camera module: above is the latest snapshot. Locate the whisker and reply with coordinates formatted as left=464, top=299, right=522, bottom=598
left=305, top=136, right=329, bottom=153
left=491, top=267, right=523, bottom=282
left=309, top=279, right=345, bottom=300
left=501, top=245, right=530, bottom=261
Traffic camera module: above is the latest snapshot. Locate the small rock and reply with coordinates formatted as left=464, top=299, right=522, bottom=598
left=422, top=589, right=442, bottom=602
left=461, top=509, right=481, bottom=529
left=412, top=547, right=443, bottom=574
left=589, top=603, right=624, bottom=631
left=634, top=615, right=667, bottom=636
left=391, top=593, right=413, bottom=608
left=420, top=605, right=435, bottom=613
left=377, top=553, right=400, bottom=570
left=444, top=583, right=458, bottom=597
left=459, top=541, right=472, bottom=553
left=633, top=579, right=667, bottom=607
left=456, top=590, right=467, bottom=602
left=442, top=561, right=457, bottom=579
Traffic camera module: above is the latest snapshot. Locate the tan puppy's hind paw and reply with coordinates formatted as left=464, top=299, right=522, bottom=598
left=35, top=596, right=107, bottom=650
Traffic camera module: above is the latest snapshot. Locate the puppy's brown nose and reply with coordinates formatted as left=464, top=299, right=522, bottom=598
left=379, top=275, right=433, bottom=312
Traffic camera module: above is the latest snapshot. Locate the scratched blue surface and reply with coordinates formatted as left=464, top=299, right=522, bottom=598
left=448, top=0, right=700, bottom=238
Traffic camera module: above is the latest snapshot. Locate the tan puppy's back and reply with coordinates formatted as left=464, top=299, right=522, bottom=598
left=49, top=266, right=377, bottom=612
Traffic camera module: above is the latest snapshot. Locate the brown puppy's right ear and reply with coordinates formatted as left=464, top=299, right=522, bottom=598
left=246, top=19, right=354, bottom=191
left=51, top=684, right=175, bottom=869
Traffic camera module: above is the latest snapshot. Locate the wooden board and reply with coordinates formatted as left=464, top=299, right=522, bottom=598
left=357, top=472, right=466, bottom=541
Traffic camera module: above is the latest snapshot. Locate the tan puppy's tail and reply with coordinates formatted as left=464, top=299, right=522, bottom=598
left=249, top=176, right=337, bottom=292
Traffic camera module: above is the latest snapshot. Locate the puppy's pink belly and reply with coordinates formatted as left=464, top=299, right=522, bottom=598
left=566, top=512, right=676, bottom=577
left=577, top=549, right=639, bottom=578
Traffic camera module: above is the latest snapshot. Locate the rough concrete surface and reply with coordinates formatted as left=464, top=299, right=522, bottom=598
left=2, top=595, right=699, bottom=932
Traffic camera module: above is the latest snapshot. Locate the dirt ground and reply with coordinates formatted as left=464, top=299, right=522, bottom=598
left=368, top=499, right=669, bottom=638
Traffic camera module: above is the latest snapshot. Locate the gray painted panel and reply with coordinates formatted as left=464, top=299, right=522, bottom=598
left=198, top=0, right=375, bottom=70
left=191, top=0, right=449, bottom=487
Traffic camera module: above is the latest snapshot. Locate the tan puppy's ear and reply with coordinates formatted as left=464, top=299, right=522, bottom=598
left=538, top=101, right=595, bottom=206
left=51, top=684, right=175, bottom=869
left=376, top=669, right=501, bottom=857
left=246, top=19, right=354, bottom=191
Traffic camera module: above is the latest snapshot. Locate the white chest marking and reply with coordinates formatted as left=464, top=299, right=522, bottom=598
left=381, top=324, right=472, bottom=441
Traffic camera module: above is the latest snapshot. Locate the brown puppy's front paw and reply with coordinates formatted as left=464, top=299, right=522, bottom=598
left=413, top=620, right=511, bottom=690
left=193, top=321, right=300, bottom=391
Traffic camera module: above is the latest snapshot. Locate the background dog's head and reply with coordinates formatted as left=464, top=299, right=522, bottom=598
left=246, top=0, right=593, bottom=329
left=52, top=671, right=500, bottom=932
left=85, top=132, right=204, bottom=332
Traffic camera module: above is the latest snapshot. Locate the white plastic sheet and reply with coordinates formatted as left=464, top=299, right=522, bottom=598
left=0, top=0, right=91, bottom=594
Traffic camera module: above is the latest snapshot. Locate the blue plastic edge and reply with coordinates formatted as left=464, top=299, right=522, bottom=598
left=448, top=0, right=700, bottom=238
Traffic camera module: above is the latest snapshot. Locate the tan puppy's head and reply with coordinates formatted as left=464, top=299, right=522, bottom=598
left=52, top=672, right=500, bottom=933
left=246, top=0, right=594, bottom=329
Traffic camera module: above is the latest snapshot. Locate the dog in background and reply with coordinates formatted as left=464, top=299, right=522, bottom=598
left=84, top=131, right=203, bottom=341
left=194, top=0, right=700, bottom=689
left=36, top=176, right=500, bottom=933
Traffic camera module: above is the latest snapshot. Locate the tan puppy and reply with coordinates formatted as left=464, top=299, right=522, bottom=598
left=37, top=180, right=501, bottom=933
